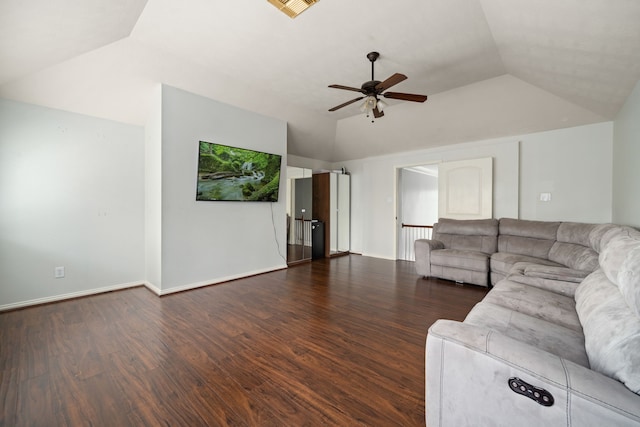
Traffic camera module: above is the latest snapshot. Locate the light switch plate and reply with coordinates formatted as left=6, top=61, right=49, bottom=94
left=54, top=266, right=65, bottom=278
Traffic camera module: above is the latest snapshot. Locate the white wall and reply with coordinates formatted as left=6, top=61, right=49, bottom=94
left=613, top=80, right=640, bottom=228
left=145, top=85, right=162, bottom=290
left=287, top=154, right=332, bottom=171
left=519, top=122, right=613, bottom=223
left=158, top=86, right=287, bottom=293
left=0, top=99, right=145, bottom=309
left=337, top=122, right=613, bottom=260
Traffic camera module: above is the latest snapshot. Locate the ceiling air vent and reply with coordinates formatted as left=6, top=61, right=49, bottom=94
left=267, top=0, right=319, bottom=18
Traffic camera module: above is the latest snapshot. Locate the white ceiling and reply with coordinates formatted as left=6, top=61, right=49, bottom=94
left=1, top=0, right=639, bottom=162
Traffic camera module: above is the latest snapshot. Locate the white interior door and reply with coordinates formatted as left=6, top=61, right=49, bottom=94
left=438, top=157, right=493, bottom=219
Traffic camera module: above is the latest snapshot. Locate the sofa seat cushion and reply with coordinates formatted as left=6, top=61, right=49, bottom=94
left=483, top=280, right=582, bottom=332
left=491, top=252, right=562, bottom=277
left=519, top=264, right=590, bottom=282
left=431, top=249, right=490, bottom=272
left=506, top=262, right=588, bottom=297
left=465, top=302, right=589, bottom=367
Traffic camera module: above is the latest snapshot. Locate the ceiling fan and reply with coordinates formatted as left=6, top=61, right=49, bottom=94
left=328, top=52, right=428, bottom=119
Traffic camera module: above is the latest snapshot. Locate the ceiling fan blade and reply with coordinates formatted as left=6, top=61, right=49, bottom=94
left=375, top=73, right=407, bottom=92
left=328, top=84, right=364, bottom=93
left=383, top=92, right=428, bottom=103
left=373, top=106, right=384, bottom=118
left=329, top=96, right=364, bottom=112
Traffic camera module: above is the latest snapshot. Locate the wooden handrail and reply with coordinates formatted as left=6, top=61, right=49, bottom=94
left=401, top=223, right=433, bottom=229
left=294, top=217, right=313, bottom=222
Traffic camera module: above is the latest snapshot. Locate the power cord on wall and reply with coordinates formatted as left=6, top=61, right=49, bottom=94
left=270, top=202, right=286, bottom=264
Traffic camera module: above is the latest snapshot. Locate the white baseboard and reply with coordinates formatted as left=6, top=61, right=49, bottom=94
left=361, top=252, right=397, bottom=261
left=143, top=281, right=161, bottom=295
left=155, top=264, right=288, bottom=296
left=1, top=265, right=289, bottom=311
left=0, top=281, right=144, bottom=312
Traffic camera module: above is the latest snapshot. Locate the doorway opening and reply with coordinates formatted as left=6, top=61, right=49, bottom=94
left=286, top=167, right=313, bottom=264
left=397, top=164, right=439, bottom=261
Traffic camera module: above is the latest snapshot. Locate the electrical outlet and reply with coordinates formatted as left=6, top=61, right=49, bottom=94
left=54, top=266, right=65, bottom=279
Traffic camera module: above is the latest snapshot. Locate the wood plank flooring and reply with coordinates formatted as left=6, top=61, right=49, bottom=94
left=0, top=255, right=488, bottom=427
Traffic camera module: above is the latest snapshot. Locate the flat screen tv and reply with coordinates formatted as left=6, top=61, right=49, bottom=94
left=196, top=140, right=282, bottom=202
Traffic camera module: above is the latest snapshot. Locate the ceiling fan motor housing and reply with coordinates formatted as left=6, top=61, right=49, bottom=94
left=361, top=80, right=382, bottom=95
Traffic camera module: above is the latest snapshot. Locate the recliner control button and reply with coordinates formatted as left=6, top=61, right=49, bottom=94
left=508, top=377, right=554, bottom=407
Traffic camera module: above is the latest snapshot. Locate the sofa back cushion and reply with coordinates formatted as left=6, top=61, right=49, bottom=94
left=498, top=218, right=560, bottom=259
left=575, top=269, right=640, bottom=394
left=588, top=223, right=618, bottom=253
left=433, top=218, right=498, bottom=254
left=575, top=227, right=640, bottom=395
left=599, top=227, right=640, bottom=317
left=548, top=222, right=599, bottom=271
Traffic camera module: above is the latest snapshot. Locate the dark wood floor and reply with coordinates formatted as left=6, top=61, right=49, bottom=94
left=0, top=255, right=488, bottom=427
left=286, top=244, right=312, bottom=264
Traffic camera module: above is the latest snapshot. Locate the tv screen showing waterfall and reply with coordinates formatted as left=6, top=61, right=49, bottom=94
left=196, top=141, right=282, bottom=202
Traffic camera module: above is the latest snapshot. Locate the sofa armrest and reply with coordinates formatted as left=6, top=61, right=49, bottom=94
left=414, top=239, right=445, bottom=277
left=426, top=320, right=640, bottom=427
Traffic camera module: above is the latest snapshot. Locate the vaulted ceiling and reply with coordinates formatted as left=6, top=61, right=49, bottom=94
left=1, top=0, right=639, bottom=162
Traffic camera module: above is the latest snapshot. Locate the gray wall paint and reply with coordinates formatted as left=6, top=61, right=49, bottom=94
left=0, top=86, right=288, bottom=307
left=613, top=80, right=640, bottom=228
left=0, top=98, right=145, bottom=308
left=158, top=85, right=287, bottom=292
left=519, top=122, right=613, bottom=223
left=145, top=84, right=162, bottom=289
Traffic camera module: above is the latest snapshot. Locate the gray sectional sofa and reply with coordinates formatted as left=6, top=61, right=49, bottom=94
left=420, top=219, right=640, bottom=426
left=415, top=218, right=603, bottom=288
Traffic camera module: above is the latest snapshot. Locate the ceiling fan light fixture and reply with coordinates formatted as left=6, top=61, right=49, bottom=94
left=267, top=0, right=319, bottom=18
left=360, top=96, right=377, bottom=114
left=376, top=99, right=387, bottom=112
